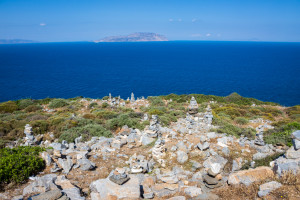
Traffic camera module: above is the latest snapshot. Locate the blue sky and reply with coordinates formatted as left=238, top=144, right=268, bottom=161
left=0, top=0, right=300, bottom=42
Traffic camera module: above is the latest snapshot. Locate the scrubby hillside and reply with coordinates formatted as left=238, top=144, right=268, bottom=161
left=0, top=93, right=299, bottom=200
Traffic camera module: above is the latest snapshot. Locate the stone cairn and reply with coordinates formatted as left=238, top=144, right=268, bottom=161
left=152, top=139, right=166, bottom=167
left=109, top=168, right=130, bottom=185
left=204, top=105, right=213, bottom=125
left=254, top=131, right=265, bottom=146
left=145, top=115, right=161, bottom=138
left=203, top=163, right=223, bottom=189
left=188, top=96, right=198, bottom=115
left=24, top=124, right=35, bottom=146
left=128, top=154, right=151, bottom=173
left=143, top=113, right=149, bottom=121
left=131, top=92, right=135, bottom=102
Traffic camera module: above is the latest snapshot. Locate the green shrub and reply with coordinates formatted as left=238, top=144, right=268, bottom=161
left=0, top=146, right=45, bottom=184
left=25, top=105, right=42, bottom=112
left=264, top=122, right=300, bottom=146
left=235, top=117, right=249, bottom=125
left=35, top=98, right=53, bottom=105
left=242, top=152, right=284, bottom=170
left=101, top=102, right=109, bottom=108
left=88, top=102, right=98, bottom=109
left=212, top=117, right=255, bottom=139
left=18, top=99, right=34, bottom=109
left=148, top=108, right=164, bottom=116
left=0, top=101, right=18, bottom=113
left=96, top=110, right=118, bottom=119
left=49, top=99, right=69, bottom=109
left=59, top=123, right=112, bottom=143
left=31, top=120, right=49, bottom=135
left=148, top=96, right=165, bottom=106
left=83, top=113, right=96, bottom=119
left=106, top=114, right=144, bottom=130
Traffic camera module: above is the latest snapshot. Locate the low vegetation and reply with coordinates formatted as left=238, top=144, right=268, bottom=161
left=0, top=93, right=298, bottom=149
left=0, top=146, right=45, bottom=185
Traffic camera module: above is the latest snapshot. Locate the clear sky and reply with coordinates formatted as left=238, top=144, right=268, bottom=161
left=0, top=0, right=300, bottom=42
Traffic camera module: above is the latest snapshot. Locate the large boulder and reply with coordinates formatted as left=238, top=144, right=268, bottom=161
left=273, top=156, right=300, bottom=176
left=55, top=175, right=85, bottom=200
left=177, top=150, right=188, bottom=164
left=58, top=156, right=73, bottom=174
left=90, top=175, right=140, bottom=200
left=228, top=167, right=274, bottom=186
left=31, top=190, right=63, bottom=200
left=184, top=186, right=202, bottom=197
left=258, top=181, right=282, bottom=197
left=286, top=147, right=300, bottom=159
left=23, top=174, right=58, bottom=196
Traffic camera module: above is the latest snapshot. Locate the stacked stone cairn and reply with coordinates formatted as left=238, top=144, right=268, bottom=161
left=145, top=115, right=161, bottom=138
left=188, top=96, right=198, bottom=115
left=24, top=124, right=35, bottom=146
left=152, top=139, right=166, bottom=167
left=203, top=163, right=223, bottom=189
left=128, top=154, right=152, bottom=173
left=204, top=105, right=213, bottom=125
left=254, top=131, right=265, bottom=146
left=131, top=92, right=135, bottom=102
left=109, top=168, right=130, bottom=185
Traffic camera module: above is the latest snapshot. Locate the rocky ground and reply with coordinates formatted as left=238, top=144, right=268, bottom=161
left=0, top=94, right=300, bottom=200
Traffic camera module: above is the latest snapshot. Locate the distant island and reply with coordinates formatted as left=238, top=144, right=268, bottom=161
left=0, top=39, right=39, bottom=44
left=94, top=32, right=168, bottom=43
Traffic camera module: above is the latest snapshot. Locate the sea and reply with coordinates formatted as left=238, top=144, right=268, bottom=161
left=0, top=41, right=299, bottom=106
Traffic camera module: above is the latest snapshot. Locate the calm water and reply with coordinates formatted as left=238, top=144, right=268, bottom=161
left=0, top=41, right=299, bottom=106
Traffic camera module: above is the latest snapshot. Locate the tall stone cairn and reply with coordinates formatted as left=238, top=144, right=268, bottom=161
left=131, top=92, right=135, bottom=102
left=188, top=96, right=199, bottom=115
left=24, top=124, right=35, bottom=145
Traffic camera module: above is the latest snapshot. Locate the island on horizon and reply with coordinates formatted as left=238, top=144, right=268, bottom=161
left=0, top=39, right=39, bottom=44
left=94, top=32, right=168, bottom=43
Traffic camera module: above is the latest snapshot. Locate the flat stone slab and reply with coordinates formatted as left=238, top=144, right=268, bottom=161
left=90, top=175, right=140, bottom=200
left=228, top=166, right=274, bottom=186
left=258, top=181, right=282, bottom=197
left=31, top=190, right=62, bottom=200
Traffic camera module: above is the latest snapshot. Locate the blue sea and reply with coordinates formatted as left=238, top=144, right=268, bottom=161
left=0, top=41, right=299, bottom=106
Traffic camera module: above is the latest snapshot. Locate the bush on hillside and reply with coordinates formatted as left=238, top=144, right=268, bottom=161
left=59, top=123, right=112, bottom=143
left=0, top=146, right=45, bottom=184
left=88, top=102, right=98, bottom=109
left=31, top=120, right=49, bottom=135
left=106, top=114, right=144, bottom=130
left=234, top=117, right=249, bottom=125
left=264, top=122, right=300, bottom=147
left=25, top=105, right=42, bottom=112
left=17, top=99, right=34, bottom=110
left=0, top=101, right=18, bottom=113
left=48, top=99, right=69, bottom=109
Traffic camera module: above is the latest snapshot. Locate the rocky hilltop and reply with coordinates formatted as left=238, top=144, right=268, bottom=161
left=0, top=93, right=299, bottom=200
left=94, top=32, right=168, bottom=42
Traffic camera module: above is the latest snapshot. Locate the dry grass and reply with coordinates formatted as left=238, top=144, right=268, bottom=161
left=214, top=181, right=261, bottom=200
left=214, top=172, right=300, bottom=200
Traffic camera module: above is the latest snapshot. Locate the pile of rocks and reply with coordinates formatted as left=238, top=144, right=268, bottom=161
left=273, top=130, right=300, bottom=176
left=188, top=96, right=198, bottom=115
left=203, top=163, right=223, bottom=189
left=109, top=168, right=130, bottom=185
left=152, top=139, right=166, bottom=167
left=127, top=154, right=153, bottom=173
left=23, top=124, right=35, bottom=146
left=145, top=115, right=161, bottom=138
left=254, top=131, right=265, bottom=146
